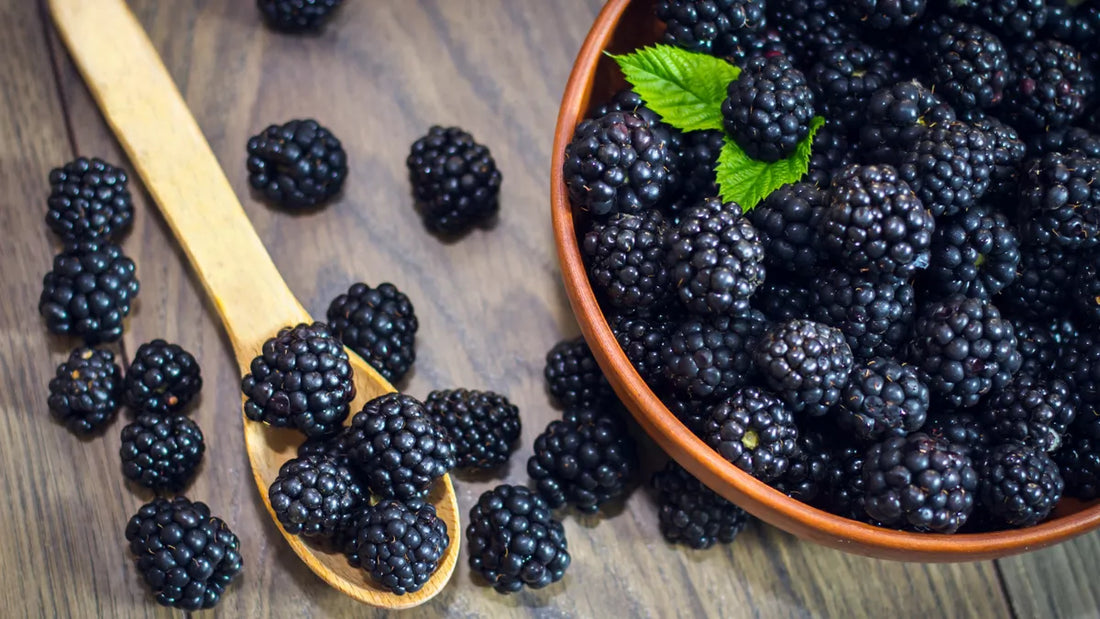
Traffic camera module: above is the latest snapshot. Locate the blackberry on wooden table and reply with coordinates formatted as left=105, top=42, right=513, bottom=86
left=124, top=339, right=202, bottom=416
left=47, top=347, right=122, bottom=436
left=257, top=0, right=342, bottom=32
left=46, top=156, right=133, bottom=243
left=406, top=125, right=502, bottom=235
left=39, top=240, right=139, bottom=345
left=651, top=461, right=749, bottom=549
left=268, top=454, right=362, bottom=539
left=119, top=413, right=205, bottom=493
left=425, top=388, right=521, bottom=470
left=544, top=337, right=614, bottom=409
left=326, top=282, right=418, bottom=384
left=342, top=499, right=448, bottom=595
left=246, top=119, right=347, bottom=209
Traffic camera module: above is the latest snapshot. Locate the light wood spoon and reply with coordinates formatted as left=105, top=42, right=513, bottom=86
left=49, top=0, right=460, bottom=608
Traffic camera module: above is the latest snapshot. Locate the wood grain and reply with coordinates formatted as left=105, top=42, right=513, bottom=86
left=0, top=0, right=1084, bottom=616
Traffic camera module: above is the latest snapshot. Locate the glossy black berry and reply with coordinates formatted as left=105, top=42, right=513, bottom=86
left=1073, top=252, right=1100, bottom=325
left=344, top=499, right=448, bottom=594
left=661, top=311, right=766, bottom=402
left=425, top=389, right=521, bottom=470
left=859, top=81, right=956, bottom=163
left=407, top=126, right=502, bottom=235
left=39, top=241, right=139, bottom=345
left=978, top=442, right=1063, bottom=527
left=701, top=386, right=799, bottom=482
left=809, top=267, right=915, bottom=359
left=46, top=157, right=133, bottom=242
left=125, top=340, right=202, bottom=416
left=916, top=16, right=1009, bottom=111
left=897, top=121, right=994, bottom=218
left=656, top=0, right=768, bottom=58
left=268, top=455, right=362, bottom=538
left=921, top=412, right=993, bottom=461
left=1019, top=152, right=1100, bottom=249
left=942, top=0, right=1047, bottom=41
left=246, top=119, right=347, bottom=209
left=847, top=0, right=926, bottom=29
left=651, top=461, right=749, bottom=549
left=1054, top=408, right=1100, bottom=499
left=748, top=181, right=826, bottom=273
left=982, top=376, right=1077, bottom=452
left=119, top=413, right=205, bottom=492
left=1062, top=332, right=1100, bottom=406
left=326, top=282, right=418, bottom=383
left=753, top=319, right=854, bottom=416
left=925, top=203, right=1020, bottom=299
left=582, top=209, right=671, bottom=310
left=1004, top=39, right=1087, bottom=130
left=722, top=53, right=815, bottom=162
left=998, top=240, right=1078, bottom=321
left=610, top=313, right=669, bottom=386
left=47, top=347, right=121, bottom=436
left=808, top=41, right=897, bottom=134
left=544, top=337, right=614, bottom=409
left=837, top=357, right=929, bottom=443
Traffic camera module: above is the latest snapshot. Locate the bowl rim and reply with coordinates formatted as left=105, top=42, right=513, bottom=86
left=549, top=0, right=1100, bottom=562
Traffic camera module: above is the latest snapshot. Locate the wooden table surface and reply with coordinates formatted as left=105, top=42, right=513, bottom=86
left=2, top=1, right=1099, bottom=617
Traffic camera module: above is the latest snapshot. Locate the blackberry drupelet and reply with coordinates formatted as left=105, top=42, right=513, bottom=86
left=808, top=41, right=896, bottom=134
left=982, top=376, right=1076, bottom=452
left=1073, top=252, right=1100, bottom=324
left=1063, top=332, right=1100, bottom=405
left=748, top=181, right=826, bottom=273
left=862, top=433, right=978, bottom=533
left=805, top=125, right=855, bottom=188
left=257, top=0, right=342, bottom=32
left=942, top=0, right=1047, bottom=41
left=916, top=16, right=1008, bottom=111
left=822, top=444, right=867, bottom=520
left=1019, top=152, right=1100, bottom=249
left=406, top=126, right=502, bottom=235
left=1009, top=317, right=1061, bottom=380
left=527, top=407, right=639, bottom=512
left=820, top=164, right=934, bottom=280
left=721, top=53, right=815, bottom=162
left=563, top=111, right=671, bottom=218
left=326, top=282, right=418, bottom=383
left=39, top=241, right=139, bottom=345
left=120, top=413, right=205, bottom=492
left=837, top=357, right=929, bottom=443
left=775, top=427, right=833, bottom=503
left=544, top=337, right=614, bottom=409
left=907, top=296, right=1021, bottom=408
left=241, top=322, right=354, bottom=437
left=922, top=412, right=993, bottom=460
left=859, top=81, right=956, bottom=163
left=752, top=276, right=811, bottom=322
left=809, top=267, right=916, bottom=358
left=466, top=484, right=570, bottom=593
left=124, top=340, right=202, bottom=416
left=346, top=393, right=455, bottom=500
left=661, top=311, right=766, bottom=402
left=666, top=197, right=765, bottom=316
left=656, top=0, right=767, bottom=59
left=425, top=389, right=521, bottom=470
left=344, top=499, right=448, bottom=594
left=582, top=210, right=671, bottom=310
left=1004, top=39, right=1087, bottom=131
left=978, top=442, right=1063, bottom=527
left=611, top=313, right=669, bottom=386
left=897, top=121, right=994, bottom=218
left=246, top=119, right=347, bottom=209
left=925, top=203, right=1020, bottom=299
left=700, top=386, right=799, bottom=481
left=753, top=319, right=854, bottom=416
left=47, top=347, right=122, bottom=436
left=998, top=241, right=1077, bottom=320
left=1054, top=409, right=1100, bottom=499
left=1025, top=126, right=1100, bottom=159
left=846, top=0, right=926, bottom=29
left=125, top=497, right=242, bottom=610
left=651, top=461, right=749, bottom=549
left=46, top=157, right=133, bottom=242
left=268, top=455, right=362, bottom=538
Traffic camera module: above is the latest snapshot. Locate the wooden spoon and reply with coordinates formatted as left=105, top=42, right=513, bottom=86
left=49, top=0, right=460, bottom=608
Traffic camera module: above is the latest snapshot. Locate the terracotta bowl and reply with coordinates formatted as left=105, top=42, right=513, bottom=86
left=550, top=0, right=1100, bottom=561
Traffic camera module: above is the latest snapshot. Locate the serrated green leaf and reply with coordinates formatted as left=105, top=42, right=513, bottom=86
left=610, top=45, right=740, bottom=132
left=716, top=116, right=826, bottom=211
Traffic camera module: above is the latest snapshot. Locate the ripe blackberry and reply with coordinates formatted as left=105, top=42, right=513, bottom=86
left=862, top=433, right=978, bottom=533
left=774, top=427, right=833, bottom=503
left=246, top=119, right=347, bottom=209
left=46, top=157, right=133, bottom=242
left=752, top=276, right=811, bottom=322
left=527, top=407, right=639, bottom=512
left=582, top=210, right=671, bottom=310
left=662, top=392, right=710, bottom=434
left=297, top=427, right=355, bottom=469
left=700, top=386, right=799, bottom=481
left=651, top=461, right=749, bottom=549
left=921, top=412, right=992, bottom=460
left=666, top=197, right=765, bottom=315
left=768, top=0, right=856, bottom=66
left=925, top=203, right=1020, bottom=299
left=837, top=357, right=929, bottom=443
left=119, top=413, right=205, bottom=492
left=908, top=296, right=1021, bottom=408
left=1063, top=332, right=1100, bottom=405
left=257, top=0, right=341, bottom=31
left=820, top=164, right=934, bottom=280
left=124, top=340, right=202, bottom=416
left=326, top=282, right=418, bottom=383
left=1073, top=252, right=1100, bottom=324
left=998, top=241, right=1077, bottom=320
left=425, top=389, right=521, bottom=470
left=981, top=376, right=1077, bottom=452
left=1025, top=126, right=1100, bottom=159
left=1019, top=152, right=1100, bottom=249
left=343, top=499, right=448, bottom=595
left=656, top=0, right=767, bottom=58
left=1040, top=1, right=1100, bottom=46
left=942, top=0, right=1047, bottom=41
left=1009, top=317, right=1061, bottom=380
left=809, top=41, right=897, bottom=134
left=47, top=347, right=121, bottom=436
left=978, top=442, right=1063, bottom=527
left=754, top=319, right=854, bottom=416
left=859, top=81, right=956, bottom=163
left=406, top=126, right=501, bottom=235
left=1054, top=409, right=1100, bottom=499
left=241, top=322, right=355, bottom=437
left=722, top=53, right=815, bottom=162
left=822, top=444, right=867, bottom=520
left=847, top=0, right=926, bottom=29
left=917, top=16, right=1008, bottom=111
left=611, top=313, right=669, bottom=386
left=346, top=393, right=455, bottom=500
left=39, top=241, right=139, bottom=345
left=748, top=181, right=826, bottom=273
left=268, top=455, right=362, bottom=538
left=968, top=113, right=1025, bottom=194
left=467, top=485, right=570, bottom=593
left=667, top=129, right=725, bottom=215
left=661, top=311, right=766, bottom=402
left=805, top=124, right=855, bottom=188
left=544, top=337, right=614, bottom=409
left=125, top=497, right=242, bottom=610
left=1004, top=39, right=1087, bottom=130
left=809, top=268, right=916, bottom=358
left=897, top=121, right=994, bottom=218
left=563, top=111, right=671, bottom=218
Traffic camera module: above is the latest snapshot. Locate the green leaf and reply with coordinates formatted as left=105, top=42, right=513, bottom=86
left=610, top=45, right=740, bottom=132
left=716, top=116, right=826, bottom=211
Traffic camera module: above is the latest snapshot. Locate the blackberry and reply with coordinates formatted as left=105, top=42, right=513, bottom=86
left=124, top=340, right=202, bottom=416
left=859, top=81, right=956, bottom=163
left=850, top=0, right=926, bottom=29
left=721, top=53, right=815, bottom=162
left=406, top=126, right=501, bottom=235
left=45, top=157, right=133, bottom=242
left=1019, top=152, right=1100, bottom=249
left=897, top=121, right=994, bottom=218
left=774, top=427, right=833, bottom=503
left=1063, top=332, right=1100, bottom=405
left=837, top=357, right=929, bottom=443
left=1009, top=317, right=1061, bottom=380
left=809, top=267, right=916, bottom=358
left=981, top=376, right=1076, bottom=452
left=125, top=497, right=242, bottom=610
left=1004, top=39, right=1087, bottom=130
left=424, top=389, right=521, bottom=470
left=611, top=313, right=668, bottom=386
left=752, top=276, right=811, bottom=322
left=246, top=119, right=347, bottom=209
left=241, top=322, right=355, bottom=437
left=917, top=16, right=1009, bottom=111
left=1054, top=408, right=1100, bottom=499
left=119, top=414, right=205, bottom=492
left=544, top=337, right=614, bottom=408
left=754, top=319, right=854, bottom=416
left=925, top=203, right=1020, bottom=299
left=268, top=455, right=362, bottom=538
left=326, top=282, right=418, bottom=383
left=942, top=0, right=1047, bottom=41
left=998, top=241, right=1077, bottom=320
left=297, top=427, right=355, bottom=469
left=656, top=0, right=767, bottom=58
left=1025, top=126, right=1100, bottom=159
left=1073, top=252, right=1100, bottom=324
left=768, top=0, right=856, bottom=66
left=862, top=433, right=978, bottom=533
left=700, top=386, right=799, bottom=481
left=805, top=125, right=855, bottom=188
left=563, top=111, right=671, bottom=218
left=968, top=113, right=1025, bottom=194
left=808, top=41, right=897, bottom=134
left=593, top=89, right=665, bottom=128
left=822, top=444, right=867, bottom=520
left=820, top=164, right=934, bottom=280
left=666, top=197, right=766, bottom=316
left=921, top=412, right=992, bottom=460
left=907, top=296, right=1021, bottom=408
left=466, top=484, right=570, bottom=593
left=666, top=129, right=724, bottom=216
left=748, top=181, right=826, bottom=273
left=582, top=210, right=671, bottom=310
left=527, top=407, right=639, bottom=512
left=257, top=0, right=341, bottom=31
left=978, top=442, right=1063, bottom=527
left=1040, top=2, right=1100, bottom=47
left=344, top=499, right=448, bottom=595
left=661, top=311, right=766, bottom=402
left=39, top=241, right=139, bottom=345
left=47, top=347, right=121, bottom=436
left=346, top=393, right=455, bottom=500
left=651, top=461, right=749, bottom=549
